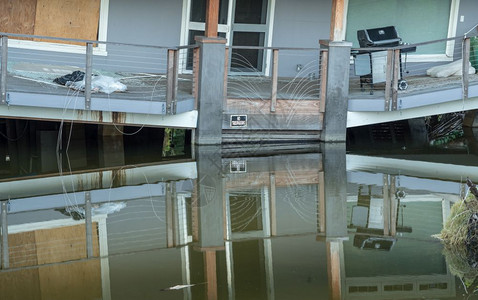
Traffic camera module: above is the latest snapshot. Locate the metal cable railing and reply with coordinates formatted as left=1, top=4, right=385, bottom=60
left=0, top=32, right=195, bottom=115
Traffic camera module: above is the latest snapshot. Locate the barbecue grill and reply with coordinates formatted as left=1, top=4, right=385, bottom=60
left=354, top=26, right=416, bottom=94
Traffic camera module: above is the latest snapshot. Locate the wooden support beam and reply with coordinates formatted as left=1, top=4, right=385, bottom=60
left=193, top=47, right=200, bottom=109
left=330, top=0, right=346, bottom=41
left=205, top=0, right=220, bottom=38
left=205, top=250, right=218, bottom=300
left=326, top=241, right=344, bottom=300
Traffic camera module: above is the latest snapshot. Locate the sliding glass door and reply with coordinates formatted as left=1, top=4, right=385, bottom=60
left=182, top=0, right=274, bottom=74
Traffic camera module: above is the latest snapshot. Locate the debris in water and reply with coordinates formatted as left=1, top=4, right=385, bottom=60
left=161, top=283, right=204, bottom=291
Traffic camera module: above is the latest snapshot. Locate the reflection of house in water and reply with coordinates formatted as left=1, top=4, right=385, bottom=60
left=2, top=149, right=473, bottom=299
left=344, top=154, right=464, bottom=299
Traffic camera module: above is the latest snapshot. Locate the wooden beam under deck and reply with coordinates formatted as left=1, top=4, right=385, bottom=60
left=226, top=170, right=321, bottom=190
left=226, top=98, right=321, bottom=115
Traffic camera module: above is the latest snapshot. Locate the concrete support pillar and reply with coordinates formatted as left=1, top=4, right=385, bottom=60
left=195, top=37, right=227, bottom=145
left=320, top=41, right=352, bottom=142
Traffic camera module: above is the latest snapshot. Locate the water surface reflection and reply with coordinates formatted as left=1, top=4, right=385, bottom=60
left=1, top=142, right=476, bottom=299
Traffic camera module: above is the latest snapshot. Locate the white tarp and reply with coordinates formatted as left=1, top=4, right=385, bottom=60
left=427, top=59, right=476, bottom=78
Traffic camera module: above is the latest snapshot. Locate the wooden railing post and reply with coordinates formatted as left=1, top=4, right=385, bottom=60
left=384, top=49, right=393, bottom=111
left=1, top=36, right=8, bottom=105
left=166, top=49, right=179, bottom=114
left=463, top=37, right=471, bottom=100
left=319, top=50, right=328, bottom=113
left=85, top=42, right=93, bottom=110
left=392, top=49, right=400, bottom=110
left=270, top=49, right=279, bottom=112
left=193, top=47, right=200, bottom=110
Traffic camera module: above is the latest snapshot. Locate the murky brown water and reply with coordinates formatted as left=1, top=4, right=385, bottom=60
left=1, top=123, right=478, bottom=299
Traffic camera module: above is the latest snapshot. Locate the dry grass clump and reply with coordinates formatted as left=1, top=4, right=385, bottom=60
left=435, top=193, right=478, bottom=289
left=438, top=194, right=478, bottom=246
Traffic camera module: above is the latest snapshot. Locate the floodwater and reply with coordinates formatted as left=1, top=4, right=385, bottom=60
left=1, top=123, right=478, bottom=299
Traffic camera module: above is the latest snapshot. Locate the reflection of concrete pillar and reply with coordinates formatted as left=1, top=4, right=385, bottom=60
left=322, top=143, right=347, bottom=238
left=98, top=126, right=124, bottom=167
left=195, top=145, right=224, bottom=300
left=327, top=241, right=344, bottom=300
left=1, top=201, right=9, bottom=269
left=195, top=146, right=224, bottom=249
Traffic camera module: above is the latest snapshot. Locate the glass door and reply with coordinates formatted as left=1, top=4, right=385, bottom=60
left=181, top=0, right=274, bottom=74
left=230, top=0, right=270, bottom=73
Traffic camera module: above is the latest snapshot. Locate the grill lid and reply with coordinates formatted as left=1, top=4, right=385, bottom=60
left=357, top=26, right=401, bottom=47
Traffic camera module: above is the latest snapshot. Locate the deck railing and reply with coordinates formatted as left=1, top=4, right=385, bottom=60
left=350, top=33, right=478, bottom=111
left=0, top=32, right=196, bottom=115
left=224, top=46, right=326, bottom=115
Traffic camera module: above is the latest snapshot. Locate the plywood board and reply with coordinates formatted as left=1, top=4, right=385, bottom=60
left=34, top=223, right=99, bottom=264
left=34, top=0, right=100, bottom=45
left=0, top=269, right=41, bottom=300
left=8, top=230, right=38, bottom=268
left=38, top=260, right=102, bottom=300
left=0, top=0, right=37, bottom=39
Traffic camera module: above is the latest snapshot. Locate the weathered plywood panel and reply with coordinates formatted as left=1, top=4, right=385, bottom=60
left=8, top=230, right=38, bottom=268
left=0, top=269, right=41, bottom=300
left=34, top=0, right=100, bottom=45
left=0, top=0, right=37, bottom=39
left=38, top=260, right=102, bottom=300
left=34, top=223, right=100, bottom=264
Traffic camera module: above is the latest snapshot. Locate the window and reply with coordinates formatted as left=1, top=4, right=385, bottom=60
left=1, top=0, right=109, bottom=55
left=345, top=0, right=460, bottom=61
